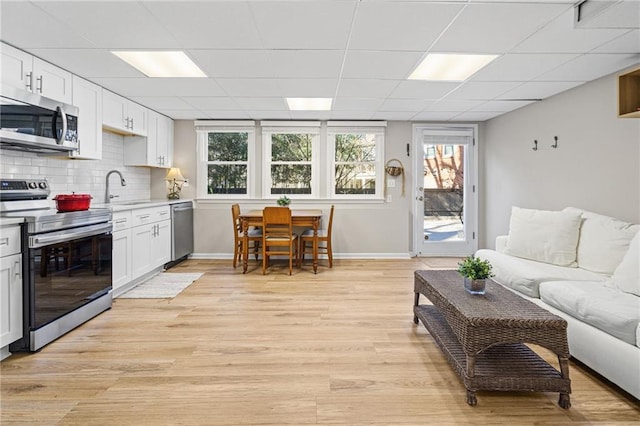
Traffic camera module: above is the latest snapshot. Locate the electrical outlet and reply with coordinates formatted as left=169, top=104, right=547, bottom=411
left=182, top=179, right=189, bottom=187
left=387, top=179, right=395, bottom=188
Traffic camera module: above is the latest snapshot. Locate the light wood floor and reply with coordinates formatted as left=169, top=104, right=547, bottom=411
left=1, top=259, right=639, bottom=425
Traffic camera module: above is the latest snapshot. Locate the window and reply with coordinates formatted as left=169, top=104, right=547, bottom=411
left=443, top=144, right=454, bottom=158
left=196, top=121, right=255, bottom=198
left=425, top=145, right=436, bottom=159
left=328, top=122, right=386, bottom=199
left=262, top=121, right=320, bottom=199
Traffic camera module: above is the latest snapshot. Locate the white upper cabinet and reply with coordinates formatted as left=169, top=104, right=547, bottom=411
left=1, top=42, right=72, bottom=104
left=1, top=43, right=33, bottom=92
left=124, top=109, right=173, bottom=168
left=102, top=90, right=147, bottom=136
left=70, top=76, right=102, bottom=160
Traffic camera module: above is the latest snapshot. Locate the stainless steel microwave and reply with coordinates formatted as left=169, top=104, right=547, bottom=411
left=0, top=85, right=79, bottom=154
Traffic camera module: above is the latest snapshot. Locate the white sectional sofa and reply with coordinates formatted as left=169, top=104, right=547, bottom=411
left=476, top=206, right=640, bottom=400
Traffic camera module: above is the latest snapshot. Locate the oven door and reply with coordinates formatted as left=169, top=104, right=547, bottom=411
left=26, top=222, right=112, bottom=349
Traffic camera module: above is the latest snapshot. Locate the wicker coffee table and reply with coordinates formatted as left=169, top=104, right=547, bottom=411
left=413, top=270, right=571, bottom=408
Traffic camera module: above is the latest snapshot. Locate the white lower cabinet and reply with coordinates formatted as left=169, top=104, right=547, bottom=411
left=130, top=206, right=171, bottom=281
left=1, top=225, right=23, bottom=358
left=112, top=211, right=132, bottom=292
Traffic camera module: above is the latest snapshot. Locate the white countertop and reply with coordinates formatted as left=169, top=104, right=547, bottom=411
left=93, top=199, right=194, bottom=212
left=0, top=217, right=25, bottom=226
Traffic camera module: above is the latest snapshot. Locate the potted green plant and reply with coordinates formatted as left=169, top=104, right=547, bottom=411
left=457, top=255, right=494, bottom=295
left=276, top=195, right=291, bottom=206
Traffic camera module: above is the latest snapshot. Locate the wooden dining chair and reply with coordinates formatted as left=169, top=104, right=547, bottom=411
left=231, top=204, right=261, bottom=268
left=299, top=205, right=334, bottom=268
left=262, top=207, right=298, bottom=275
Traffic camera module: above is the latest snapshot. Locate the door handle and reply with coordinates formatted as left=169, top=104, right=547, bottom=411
left=417, top=196, right=423, bottom=201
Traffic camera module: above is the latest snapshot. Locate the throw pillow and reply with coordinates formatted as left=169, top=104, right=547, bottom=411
left=606, top=232, right=640, bottom=297
left=564, top=207, right=639, bottom=275
left=504, top=206, right=582, bottom=267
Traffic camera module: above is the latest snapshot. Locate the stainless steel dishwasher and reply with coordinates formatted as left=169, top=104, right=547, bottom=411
left=167, top=201, right=194, bottom=268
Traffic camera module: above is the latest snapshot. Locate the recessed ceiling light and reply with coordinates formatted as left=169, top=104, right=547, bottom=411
left=286, top=98, right=333, bottom=111
left=408, top=53, right=499, bottom=81
left=112, top=51, right=207, bottom=78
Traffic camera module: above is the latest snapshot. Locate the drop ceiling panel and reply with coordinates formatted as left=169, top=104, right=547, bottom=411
left=182, top=97, right=241, bottom=111
left=432, top=3, right=569, bottom=53
left=161, top=110, right=205, bottom=120
left=144, top=1, right=264, bottom=48
left=412, top=111, right=462, bottom=121
left=348, top=2, right=464, bottom=51
left=453, top=111, right=504, bottom=121
left=535, top=53, right=640, bottom=82
left=93, top=78, right=226, bottom=97
left=371, top=111, right=415, bottom=120
left=388, top=81, right=461, bottom=99
left=0, top=2, right=93, bottom=48
left=592, top=30, right=640, bottom=54
left=471, top=100, right=536, bottom=112
left=215, top=79, right=283, bottom=97
left=233, top=97, right=288, bottom=111
left=470, top=53, right=579, bottom=82
left=268, top=50, right=344, bottom=79
left=446, top=82, right=522, bottom=100
left=277, top=79, right=338, bottom=97
left=336, top=79, right=400, bottom=98
left=498, top=81, right=584, bottom=100
left=427, top=100, right=486, bottom=112
left=332, top=98, right=384, bottom=111
left=513, top=8, right=629, bottom=53
left=188, top=50, right=275, bottom=78
left=200, top=110, right=251, bottom=119
left=379, top=99, right=434, bottom=111
left=342, top=51, right=424, bottom=79
left=245, top=110, right=292, bottom=120
left=35, top=1, right=180, bottom=49
left=129, top=96, right=195, bottom=111
left=250, top=1, right=356, bottom=49
left=27, top=49, right=142, bottom=78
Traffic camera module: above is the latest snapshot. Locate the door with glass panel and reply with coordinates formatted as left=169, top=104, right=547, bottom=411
left=413, top=125, right=477, bottom=256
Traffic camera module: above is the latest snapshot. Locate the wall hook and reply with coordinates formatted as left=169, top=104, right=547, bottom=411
left=551, top=136, right=558, bottom=149
left=532, top=140, right=538, bottom=151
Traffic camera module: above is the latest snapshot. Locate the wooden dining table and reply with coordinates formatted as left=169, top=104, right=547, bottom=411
left=239, top=209, right=323, bottom=274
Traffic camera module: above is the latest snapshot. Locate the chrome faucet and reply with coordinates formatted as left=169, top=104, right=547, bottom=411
left=105, top=170, right=127, bottom=203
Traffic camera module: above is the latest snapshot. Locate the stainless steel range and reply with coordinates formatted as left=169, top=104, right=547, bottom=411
left=0, top=178, right=113, bottom=351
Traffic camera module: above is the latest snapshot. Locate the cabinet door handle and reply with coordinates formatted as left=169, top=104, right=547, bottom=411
left=26, top=72, right=33, bottom=91
left=115, top=218, right=128, bottom=224
left=130, top=117, right=134, bottom=130
left=36, top=75, right=43, bottom=93
left=137, top=214, right=150, bottom=220
left=0, top=238, right=9, bottom=246
left=14, top=260, right=21, bottom=279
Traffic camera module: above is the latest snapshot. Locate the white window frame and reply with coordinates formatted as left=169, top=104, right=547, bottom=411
left=261, top=121, right=321, bottom=200
left=195, top=120, right=256, bottom=199
left=327, top=121, right=386, bottom=200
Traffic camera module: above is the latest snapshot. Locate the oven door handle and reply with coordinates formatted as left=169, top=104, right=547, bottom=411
left=29, top=222, right=113, bottom=248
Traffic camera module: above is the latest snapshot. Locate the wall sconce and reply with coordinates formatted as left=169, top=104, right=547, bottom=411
left=165, top=167, right=186, bottom=199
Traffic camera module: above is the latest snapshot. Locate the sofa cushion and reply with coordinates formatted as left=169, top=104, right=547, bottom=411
left=564, top=207, right=639, bottom=275
left=539, top=280, right=640, bottom=346
left=475, top=249, right=606, bottom=298
left=504, top=207, right=582, bottom=267
left=606, top=232, right=640, bottom=297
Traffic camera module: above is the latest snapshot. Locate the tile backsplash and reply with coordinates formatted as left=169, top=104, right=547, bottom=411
left=0, top=131, right=150, bottom=203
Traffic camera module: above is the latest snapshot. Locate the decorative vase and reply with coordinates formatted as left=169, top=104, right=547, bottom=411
left=464, top=277, right=486, bottom=295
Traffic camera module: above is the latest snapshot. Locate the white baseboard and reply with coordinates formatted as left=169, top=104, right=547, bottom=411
left=190, top=252, right=412, bottom=260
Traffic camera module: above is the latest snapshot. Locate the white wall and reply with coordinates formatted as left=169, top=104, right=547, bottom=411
left=155, top=120, right=413, bottom=258
left=0, top=131, right=151, bottom=203
left=480, top=69, right=640, bottom=249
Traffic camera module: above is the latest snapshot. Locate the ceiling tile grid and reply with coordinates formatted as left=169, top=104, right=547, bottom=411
left=0, top=0, right=637, bottom=122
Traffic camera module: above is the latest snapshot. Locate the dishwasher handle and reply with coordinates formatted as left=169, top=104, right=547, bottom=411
left=172, top=205, right=193, bottom=212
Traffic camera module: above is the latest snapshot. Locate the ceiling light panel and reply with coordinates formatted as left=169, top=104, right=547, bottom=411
left=112, top=51, right=206, bottom=78
left=409, top=54, right=499, bottom=81
left=286, top=98, right=332, bottom=111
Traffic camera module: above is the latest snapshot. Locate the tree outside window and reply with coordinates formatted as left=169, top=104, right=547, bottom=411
left=328, top=128, right=384, bottom=198
left=206, top=132, right=248, bottom=195
left=265, top=131, right=317, bottom=196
